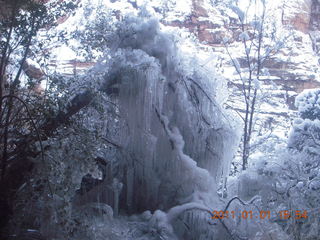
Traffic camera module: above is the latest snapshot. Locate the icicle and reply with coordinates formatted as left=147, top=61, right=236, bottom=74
left=111, top=178, right=123, bottom=217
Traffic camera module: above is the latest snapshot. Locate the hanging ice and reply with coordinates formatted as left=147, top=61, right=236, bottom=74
left=96, top=14, right=240, bottom=215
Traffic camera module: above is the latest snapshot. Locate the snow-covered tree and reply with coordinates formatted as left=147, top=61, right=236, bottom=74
left=0, top=0, right=78, bottom=237
left=223, top=0, right=288, bottom=170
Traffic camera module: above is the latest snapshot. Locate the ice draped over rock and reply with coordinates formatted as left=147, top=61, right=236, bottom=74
left=98, top=15, right=240, bottom=213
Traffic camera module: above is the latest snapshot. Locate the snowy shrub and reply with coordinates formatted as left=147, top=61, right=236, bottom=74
left=295, top=88, right=320, bottom=120
left=289, top=89, right=320, bottom=155
left=276, top=89, right=320, bottom=238
left=288, top=118, right=320, bottom=154
left=233, top=88, right=320, bottom=239
left=269, top=151, right=320, bottom=240
left=8, top=97, right=112, bottom=239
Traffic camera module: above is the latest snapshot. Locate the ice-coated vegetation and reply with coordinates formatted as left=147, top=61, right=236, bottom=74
left=6, top=7, right=240, bottom=240
left=83, top=13, right=240, bottom=239
left=100, top=15, right=240, bottom=210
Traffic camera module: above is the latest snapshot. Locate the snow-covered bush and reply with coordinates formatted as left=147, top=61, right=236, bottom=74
left=295, top=88, right=320, bottom=120
left=278, top=88, right=320, bottom=239
left=234, top=88, right=320, bottom=239
left=289, top=89, right=320, bottom=155
left=8, top=93, right=112, bottom=239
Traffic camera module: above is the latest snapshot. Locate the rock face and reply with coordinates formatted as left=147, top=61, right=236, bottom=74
left=161, top=0, right=320, bottom=113
left=282, top=0, right=312, bottom=33
left=309, top=0, right=320, bottom=55
left=310, top=0, right=320, bottom=30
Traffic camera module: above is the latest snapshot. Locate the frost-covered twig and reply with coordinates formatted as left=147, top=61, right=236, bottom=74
left=222, top=195, right=275, bottom=240
left=184, top=77, right=233, bottom=126
left=310, top=130, right=320, bottom=147
left=223, top=196, right=260, bottom=212
left=102, top=137, right=122, bottom=149
left=224, top=103, right=245, bottom=122
left=181, top=78, right=210, bottom=126
left=1, top=95, right=53, bottom=197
